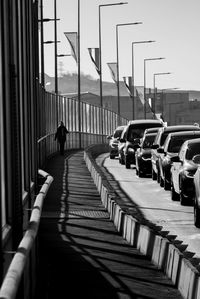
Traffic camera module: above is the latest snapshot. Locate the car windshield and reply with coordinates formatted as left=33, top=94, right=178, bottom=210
left=127, top=124, right=160, bottom=142
left=142, top=135, right=156, bottom=149
left=186, top=143, right=200, bottom=160
left=168, top=137, right=191, bottom=153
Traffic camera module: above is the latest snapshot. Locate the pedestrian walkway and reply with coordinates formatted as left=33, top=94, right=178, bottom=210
left=36, top=150, right=182, bottom=299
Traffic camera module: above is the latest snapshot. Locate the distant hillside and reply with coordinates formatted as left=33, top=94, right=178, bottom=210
left=45, top=72, right=130, bottom=96
left=44, top=72, right=200, bottom=99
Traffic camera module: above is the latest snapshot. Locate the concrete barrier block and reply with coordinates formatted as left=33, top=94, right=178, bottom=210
left=122, top=214, right=128, bottom=240
left=109, top=200, right=115, bottom=221
left=152, top=235, right=163, bottom=266
left=178, top=258, right=199, bottom=299
left=165, top=244, right=176, bottom=279
left=113, top=204, right=121, bottom=228
left=118, top=210, right=125, bottom=235
left=158, top=238, right=170, bottom=270
left=137, top=225, right=155, bottom=258
left=194, top=275, right=200, bottom=299
left=124, top=216, right=138, bottom=246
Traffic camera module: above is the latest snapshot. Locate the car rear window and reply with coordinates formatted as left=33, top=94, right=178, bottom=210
left=168, top=135, right=200, bottom=153
left=127, top=123, right=162, bottom=142
left=142, top=134, right=156, bottom=149
left=186, top=143, right=200, bottom=160
left=168, top=137, right=190, bottom=153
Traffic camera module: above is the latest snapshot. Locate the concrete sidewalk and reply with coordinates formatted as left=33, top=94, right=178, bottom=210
left=36, top=150, right=182, bottom=298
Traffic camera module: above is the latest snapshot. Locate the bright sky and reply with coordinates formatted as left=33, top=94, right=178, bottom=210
left=43, top=0, right=200, bottom=91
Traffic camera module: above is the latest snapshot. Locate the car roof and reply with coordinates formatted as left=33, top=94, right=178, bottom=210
left=144, top=132, right=157, bottom=138
left=167, top=131, right=200, bottom=138
left=114, top=125, right=126, bottom=131
left=128, top=119, right=163, bottom=126
left=184, top=138, right=200, bottom=145
left=144, top=127, right=161, bottom=133
left=158, top=125, right=200, bottom=133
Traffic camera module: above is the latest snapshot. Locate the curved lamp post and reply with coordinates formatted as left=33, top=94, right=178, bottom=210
left=144, top=57, right=165, bottom=119
left=116, top=21, right=142, bottom=118
left=153, top=72, right=171, bottom=117
left=132, top=40, right=155, bottom=119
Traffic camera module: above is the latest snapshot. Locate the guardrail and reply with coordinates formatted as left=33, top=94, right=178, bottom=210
left=0, top=170, right=53, bottom=299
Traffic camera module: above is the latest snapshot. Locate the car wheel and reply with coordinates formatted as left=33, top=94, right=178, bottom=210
left=125, top=157, right=130, bottom=169
left=157, top=169, right=160, bottom=183
left=171, top=184, right=180, bottom=201
left=110, top=154, right=115, bottom=159
left=160, top=177, right=164, bottom=187
left=121, top=158, right=125, bottom=165
left=136, top=168, right=138, bottom=176
left=180, top=191, right=187, bottom=206
left=119, top=156, right=122, bottom=164
left=152, top=168, right=157, bottom=181
left=164, top=177, right=171, bottom=191
left=194, top=197, right=200, bottom=228
left=138, top=168, right=143, bottom=178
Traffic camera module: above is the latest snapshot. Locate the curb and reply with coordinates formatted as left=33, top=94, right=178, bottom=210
left=84, top=147, right=200, bottom=299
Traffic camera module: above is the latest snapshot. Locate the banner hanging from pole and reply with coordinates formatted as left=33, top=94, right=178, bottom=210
left=88, top=48, right=100, bottom=75
left=123, top=76, right=133, bottom=97
left=107, top=62, right=117, bottom=84
left=136, top=87, right=145, bottom=105
left=64, top=32, right=78, bottom=63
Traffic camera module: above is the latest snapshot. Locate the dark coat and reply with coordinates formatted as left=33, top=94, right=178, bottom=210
left=55, top=125, right=69, bottom=143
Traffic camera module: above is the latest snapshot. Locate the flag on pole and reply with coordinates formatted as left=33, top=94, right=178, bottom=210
left=88, top=48, right=100, bottom=75
left=64, top=32, right=78, bottom=63
left=123, top=76, right=133, bottom=97
left=107, top=62, right=117, bottom=84
left=136, top=87, right=145, bottom=105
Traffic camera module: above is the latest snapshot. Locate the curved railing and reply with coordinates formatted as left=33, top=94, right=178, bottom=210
left=0, top=170, right=53, bottom=299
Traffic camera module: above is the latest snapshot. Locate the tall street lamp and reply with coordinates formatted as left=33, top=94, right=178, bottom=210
left=116, top=22, right=142, bottom=119
left=144, top=57, right=165, bottom=119
left=99, top=2, right=128, bottom=109
left=99, top=2, right=127, bottom=137
left=153, top=72, right=171, bottom=117
left=39, top=0, right=59, bottom=87
left=132, top=40, right=155, bottom=120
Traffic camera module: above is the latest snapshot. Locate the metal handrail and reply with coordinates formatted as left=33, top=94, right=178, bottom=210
left=0, top=170, right=53, bottom=299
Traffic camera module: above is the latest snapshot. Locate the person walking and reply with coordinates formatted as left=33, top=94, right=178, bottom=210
left=55, top=121, right=69, bottom=155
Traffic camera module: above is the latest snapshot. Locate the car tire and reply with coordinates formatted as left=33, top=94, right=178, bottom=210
left=121, top=158, right=125, bottom=165
left=125, top=157, right=130, bottom=169
left=152, top=168, right=157, bottom=181
left=194, top=197, right=200, bottom=228
left=180, top=191, right=187, bottom=205
left=138, top=166, right=143, bottom=177
left=164, top=177, right=171, bottom=191
left=110, top=154, right=115, bottom=159
left=119, top=156, right=122, bottom=164
left=160, top=177, right=164, bottom=187
left=157, top=169, right=160, bottom=183
left=171, top=184, right=180, bottom=201
left=136, top=168, right=138, bottom=176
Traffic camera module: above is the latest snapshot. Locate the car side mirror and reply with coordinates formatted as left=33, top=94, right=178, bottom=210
left=157, top=147, right=164, bottom=154
left=192, top=155, right=200, bottom=164
left=171, top=156, right=180, bottom=162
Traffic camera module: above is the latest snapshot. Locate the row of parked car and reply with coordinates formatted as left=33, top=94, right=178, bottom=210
left=107, top=119, right=200, bottom=228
